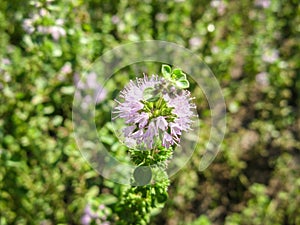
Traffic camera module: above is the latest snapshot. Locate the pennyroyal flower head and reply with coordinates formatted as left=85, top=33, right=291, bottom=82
left=114, top=65, right=196, bottom=150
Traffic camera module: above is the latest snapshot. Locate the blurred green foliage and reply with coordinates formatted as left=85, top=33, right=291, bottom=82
left=0, top=0, right=299, bottom=224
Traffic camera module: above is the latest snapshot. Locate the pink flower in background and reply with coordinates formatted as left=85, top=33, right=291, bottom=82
left=22, top=9, right=66, bottom=41
left=211, top=0, right=226, bottom=15
left=81, top=205, right=95, bottom=225
left=22, top=18, right=36, bottom=34
left=39, top=8, right=49, bottom=17
left=111, top=15, right=120, bottom=24
left=36, top=25, right=66, bottom=41
left=2, top=58, right=11, bottom=65
left=49, top=25, right=66, bottom=41
left=74, top=72, right=107, bottom=110
left=256, top=72, right=269, bottom=86
left=255, top=0, right=271, bottom=8
left=81, top=204, right=110, bottom=225
left=155, top=13, right=168, bottom=22
left=114, top=75, right=195, bottom=149
left=189, top=37, right=202, bottom=49
left=60, top=63, right=72, bottom=74
left=262, top=49, right=279, bottom=63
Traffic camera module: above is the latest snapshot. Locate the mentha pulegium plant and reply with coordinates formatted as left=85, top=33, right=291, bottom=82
left=113, top=65, right=196, bottom=225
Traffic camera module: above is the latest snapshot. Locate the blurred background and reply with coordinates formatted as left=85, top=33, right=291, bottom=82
left=0, top=0, right=299, bottom=224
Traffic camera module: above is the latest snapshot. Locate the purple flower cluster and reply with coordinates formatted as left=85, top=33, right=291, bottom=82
left=22, top=6, right=66, bottom=41
left=74, top=72, right=107, bottom=110
left=114, top=75, right=195, bottom=149
left=81, top=204, right=110, bottom=225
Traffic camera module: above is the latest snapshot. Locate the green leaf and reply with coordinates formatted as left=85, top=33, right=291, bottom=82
left=99, top=194, right=118, bottom=205
left=161, top=64, right=171, bottom=79
left=175, top=78, right=190, bottom=89
left=171, top=69, right=186, bottom=80
left=156, top=191, right=168, bottom=203
left=86, top=186, right=99, bottom=198
left=100, top=135, right=115, bottom=145
left=60, top=86, right=75, bottom=95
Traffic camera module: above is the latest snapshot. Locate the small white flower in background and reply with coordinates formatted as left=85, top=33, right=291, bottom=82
left=4, top=73, right=11, bottom=82
left=35, top=24, right=66, bottom=41
left=255, top=0, right=271, bottom=8
left=155, top=13, right=168, bottom=22
left=22, top=4, right=66, bottom=41
left=111, top=15, right=120, bottom=24
left=49, top=25, right=66, bottom=41
left=37, top=25, right=48, bottom=34
left=211, top=0, right=226, bottom=15
left=22, top=18, right=35, bottom=34
left=2, top=58, right=11, bottom=65
left=60, top=63, right=72, bottom=74
left=39, top=8, right=49, bottom=17
left=189, top=37, right=202, bottom=49
left=58, top=62, right=72, bottom=81
left=56, top=19, right=64, bottom=26
left=256, top=72, right=269, bottom=87
left=262, top=49, right=279, bottom=63
left=211, top=46, right=220, bottom=54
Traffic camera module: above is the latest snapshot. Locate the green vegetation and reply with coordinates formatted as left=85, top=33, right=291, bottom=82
left=0, top=0, right=299, bottom=224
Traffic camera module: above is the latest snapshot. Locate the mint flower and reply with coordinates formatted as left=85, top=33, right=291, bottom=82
left=114, top=66, right=195, bottom=150
left=81, top=204, right=110, bottom=225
